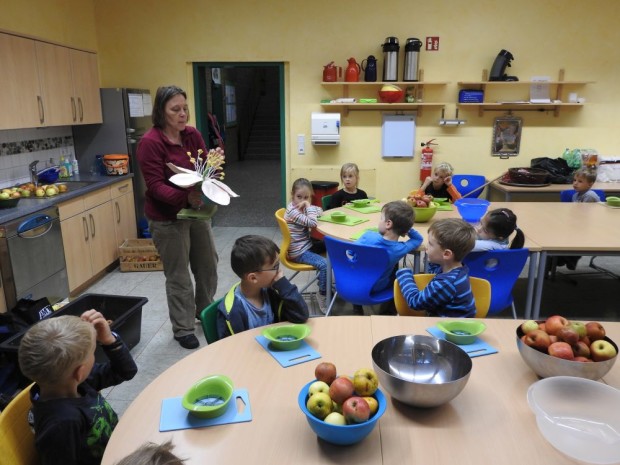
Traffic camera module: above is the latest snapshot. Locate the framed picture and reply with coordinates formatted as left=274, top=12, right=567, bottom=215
left=492, top=116, right=522, bottom=157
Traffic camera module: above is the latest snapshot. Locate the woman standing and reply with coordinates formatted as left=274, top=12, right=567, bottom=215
left=137, top=85, right=218, bottom=349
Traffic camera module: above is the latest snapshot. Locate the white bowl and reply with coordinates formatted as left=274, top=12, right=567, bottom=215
left=527, top=376, right=620, bottom=464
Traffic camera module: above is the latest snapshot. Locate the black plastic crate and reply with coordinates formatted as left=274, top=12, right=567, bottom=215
left=0, top=293, right=147, bottom=363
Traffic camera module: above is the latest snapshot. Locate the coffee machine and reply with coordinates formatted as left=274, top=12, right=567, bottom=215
left=489, top=49, right=518, bottom=81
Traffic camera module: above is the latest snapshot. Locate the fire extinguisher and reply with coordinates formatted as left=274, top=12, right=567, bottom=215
left=420, top=139, right=437, bottom=182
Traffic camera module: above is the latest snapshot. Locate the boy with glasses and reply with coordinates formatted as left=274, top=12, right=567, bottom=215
left=216, top=235, right=309, bottom=339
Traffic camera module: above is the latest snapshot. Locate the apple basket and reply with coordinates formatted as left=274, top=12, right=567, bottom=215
left=378, top=85, right=404, bottom=103
left=297, top=380, right=386, bottom=446
left=516, top=323, right=618, bottom=380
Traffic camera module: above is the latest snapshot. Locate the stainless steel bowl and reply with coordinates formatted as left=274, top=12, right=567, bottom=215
left=371, top=335, right=472, bottom=408
left=516, top=325, right=618, bottom=380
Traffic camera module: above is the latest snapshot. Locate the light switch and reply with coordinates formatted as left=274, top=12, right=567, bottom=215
left=297, top=134, right=305, bottom=154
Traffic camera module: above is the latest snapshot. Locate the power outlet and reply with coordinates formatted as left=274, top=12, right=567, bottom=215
left=297, top=134, right=305, bottom=154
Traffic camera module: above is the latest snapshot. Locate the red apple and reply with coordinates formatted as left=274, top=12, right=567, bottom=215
left=342, top=396, right=370, bottom=424
left=329, top=376, right=355, bottom=404
left=415, top=199, right=428, bottom=208
left=538, top=322, right=547, bottom=332
left=557, top=327, right=579, bottom=345
left=545, top=315, right=569, bottom=336
left=590, top=339, right=617, bottom=362
left=520, top=320, right=540, bottom=335
left=572, top=340, right=591, bottom=358
left=315, top=362, right=337, bottom=385
left=522, top=329, right=551, bottom=352
left=580, top=336, right=591, bottom=347
left=586, top=322, right=606, bottom=341
left=549, top=335, right=558, bottom=344
left=548, top=341, right=575, bottom=360
left=574, top=356, right=593, bottom=363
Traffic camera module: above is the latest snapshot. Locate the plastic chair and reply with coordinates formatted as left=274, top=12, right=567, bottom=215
left=199, top=298, right=223, bottom=344
left=394, top=274, right=491, bottom=318
left=560, top=189, right=606, bottom=202
left=0, top=384, right=38, bottom=465
left=274, top=209, right=319, bottom=293
left=321, top=194, right=333, bottom=210
left=324, top=236, right=393, bottom=317
left=463, top=249, right=530, bottom=318
left=452, top=174, right=487, bottom=198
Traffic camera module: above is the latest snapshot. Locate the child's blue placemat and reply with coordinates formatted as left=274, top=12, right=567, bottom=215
left=426, top=326, right=498, bottom=357
left=255, top=335, right=321, bottom=367
left=159, top=389, right=252, bottom=432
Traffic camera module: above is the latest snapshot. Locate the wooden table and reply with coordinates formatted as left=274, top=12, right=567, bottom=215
left=489, top=180, right=620, bottom=202
left=101, top=316, right=620, bottom=465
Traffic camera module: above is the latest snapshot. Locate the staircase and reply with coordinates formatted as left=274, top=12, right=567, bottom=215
left=243, top=92, right=280, bottom=160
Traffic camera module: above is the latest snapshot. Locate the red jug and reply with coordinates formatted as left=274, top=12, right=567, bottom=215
left=345, top=57, right=361, bottom=82
left=323, top=61, right=341, bottom=82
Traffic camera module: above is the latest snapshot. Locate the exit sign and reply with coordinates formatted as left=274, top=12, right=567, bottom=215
left=426, top=37, right=439, bottom=51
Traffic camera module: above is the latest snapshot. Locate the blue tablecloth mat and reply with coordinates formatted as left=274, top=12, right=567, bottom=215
left=255, top=335, right=321, bottom=367
left=426, top=326, right=498, bottom=357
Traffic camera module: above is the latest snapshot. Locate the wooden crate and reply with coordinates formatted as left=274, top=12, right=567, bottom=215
left=119, top=239, right=163, bottom=272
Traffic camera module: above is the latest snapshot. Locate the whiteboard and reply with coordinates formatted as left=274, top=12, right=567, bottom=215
left=381, top=114, right=416, bottom=158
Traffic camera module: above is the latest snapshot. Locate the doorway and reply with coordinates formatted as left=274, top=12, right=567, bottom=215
left=193, top=63, right=285, bottom=227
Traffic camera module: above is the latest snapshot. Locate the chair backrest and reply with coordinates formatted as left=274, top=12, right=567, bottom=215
left=452, top=174, right=487, bottom=198
left=394, top=274, right=490, bottom=318
left=0, top=384, right=38, bottom=465
left=274, top=209, right=314, bottom=271
left=321, top=194, right=333, bottom=210
left=560, top=189, right=606, bottom=202
left=324, top=236, right=393, bottom=305
left=200, top=298, right=224, bottom=344
left=463, top=249, right=529, bottom=315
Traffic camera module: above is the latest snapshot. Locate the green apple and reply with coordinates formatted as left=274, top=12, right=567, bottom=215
left=306, top=392, right=333, bottom=419
left=308, top=380, right=330, bottom=397
left=46, top=188, right=58, bottom=196
left=324, top=412, right=346, bottom=425
left=569, top=322, right=587, bottom=338
left=363, top=396, right=379, bottom=416
left=353, top=368, right=379, bottom=397
left=0, top=192, right=10, bottom=200
left=331, top=401, right=342, bottom=414
left=520, top=320, right=539, bottom=335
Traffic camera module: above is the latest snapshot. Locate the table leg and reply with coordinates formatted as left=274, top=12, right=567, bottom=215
left=413, top=252, right=421, bottom=273
left=325, top=253, right=332, bottom=311
left=532, top=251, right=548, bottom=320
left=524, top=251, right=538, bottom=320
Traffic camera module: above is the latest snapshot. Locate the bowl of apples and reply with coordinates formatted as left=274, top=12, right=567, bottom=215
left=517, top=315, right=618, bottom=380
left=405, top=193, right=438, bottom=223
left=298, top=362, right=386, bottom=446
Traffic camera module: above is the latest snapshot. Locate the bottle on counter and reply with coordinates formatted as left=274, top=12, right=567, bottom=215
left=64, top=156, right=73, bottom=177
left=71, top=156, right=79, bottom=175
left=59, top=156, right=69, bottom=178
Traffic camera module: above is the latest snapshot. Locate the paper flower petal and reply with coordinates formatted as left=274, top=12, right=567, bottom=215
left=166, top=162, right=197, bottom=175
left=169, top=173, right=203, bottom=187
left=211, top=179, right=239, bottom=198
left=202, top=180, right=231, bottom=205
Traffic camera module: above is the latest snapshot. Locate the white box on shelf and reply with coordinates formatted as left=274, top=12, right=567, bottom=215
left=311, top=112, right=340, bottom=145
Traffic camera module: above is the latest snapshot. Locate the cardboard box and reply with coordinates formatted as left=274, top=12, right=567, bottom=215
left=119, top=239, right=163, bottom=272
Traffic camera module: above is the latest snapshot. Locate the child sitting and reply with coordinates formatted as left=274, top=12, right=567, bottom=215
left=395, top=218, right=477, bottom=317
left=417, top=162, right=462, bottom=202
left=18, top=310, right=138, bottom=465
left=216, top=235, right=309, bottom=339
left=284, top=178, right=329, bottom=312
left=328, top=163, right=368, bottom=208
left=472, top=208, right=525, bottom=251
left=115, top=440, right=185, bottom=465
left=571, top=167, right=600, bottom=202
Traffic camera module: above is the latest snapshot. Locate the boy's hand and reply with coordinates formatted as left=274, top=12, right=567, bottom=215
left=444, top=175, right=453, bottom=186
left=271, top=267, right=285, bottom=286
left=81, top=309, right=116, bottom=345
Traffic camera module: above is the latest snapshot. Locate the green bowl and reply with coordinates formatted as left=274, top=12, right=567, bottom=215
left=433, top=197, right=449, bottom=204
left=411, top=202, right=438, bottom=223
left=182, top=375, right=234, bottom=419
left=262, top=323, right=311, bottom=350
left=351, top=199, right=371, bottom=207
left=606, top=196, right=620, bottom=207
left=330, top=211, right=346, bottom=222
left=436, top=320, right=487, bottom=345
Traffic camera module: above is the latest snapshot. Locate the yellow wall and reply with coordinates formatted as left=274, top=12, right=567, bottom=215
left=4, top=0, right=620, bottom=201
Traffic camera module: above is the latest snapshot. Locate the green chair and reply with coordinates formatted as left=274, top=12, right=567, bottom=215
left=321, top=194, right=333, bottom=210
left=199, top=298, right=223, bottom=344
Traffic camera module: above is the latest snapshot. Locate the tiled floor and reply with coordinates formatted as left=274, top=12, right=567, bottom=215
left=84, top=226, right=620, bottom=417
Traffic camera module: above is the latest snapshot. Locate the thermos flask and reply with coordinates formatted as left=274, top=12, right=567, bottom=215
left=381, top=37, right=400, bottom=82
left=403, top=38, right=423, bottom=81
left=361, top=55, right=378, bottom=82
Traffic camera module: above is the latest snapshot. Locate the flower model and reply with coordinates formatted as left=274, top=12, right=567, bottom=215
left=166, top=147, right=239, bottom=206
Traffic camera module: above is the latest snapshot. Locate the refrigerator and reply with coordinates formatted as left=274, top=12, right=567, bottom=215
left=72, top=88, right=152, bottom=234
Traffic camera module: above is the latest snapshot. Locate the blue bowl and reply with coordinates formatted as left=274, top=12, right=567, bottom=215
left=454, top=198, right=490, bottom=223
left=38, top=167, right=60, bottom=184
left=298, top=380, right=387, bottom=446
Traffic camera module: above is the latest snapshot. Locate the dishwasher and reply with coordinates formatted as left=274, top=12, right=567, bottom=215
left=0, top=206, right=69, bottom=312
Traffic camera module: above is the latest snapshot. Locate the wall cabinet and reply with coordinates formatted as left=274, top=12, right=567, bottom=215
left=110, top=179, right=138, bottom=253
left=457, top=69, right=593, bottom=117
left=0, top=32, right=102, bottom=130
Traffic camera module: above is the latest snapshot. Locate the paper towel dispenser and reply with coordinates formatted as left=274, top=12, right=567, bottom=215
left=311, top=112, right=340, bottom=145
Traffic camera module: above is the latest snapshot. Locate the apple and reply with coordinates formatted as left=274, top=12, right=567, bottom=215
left=538, top=322, right=546, bottom=332
left=556, top=327, right=579, bottom=345
left=574, top=356, right=594, bottom=363
left=10, top=191, right=21, bottom=198
left=306, top=392, right=333, bottom=420
left=590, top=340, right=617, bottom=362
left=342, top=396, right=370, bottom=424
left=331, top=401, right=342, bottom=414
left=521, top=320, right=540, bottom=335
left=569, top=322, right=587, bottom=338
left=0, top=192, right=10, bottom=200
left=415, top=199, right=428, bottom=208
left=545, top=315, right=569, bottom=336
left=315, top=362, right=337, bottom=385
left=572, top=340, right=591, bottom=358
left=324, top=412, right=346, bottom=425
left=521, top=329, right=551, bottom=352
left=45, top=188, right=57, bottom=197
left=549, top=335, right=558, bottom=344
left=363, top=396, right=379, bottom=416
left=57, top=183, right=68, bottom=193
left=308, top=380, right=330, bottom=397
left=21, top=189, right=31, bottom=197
left=353, top=368, right=379, bottom=396
left=35, top=188, right=46, bottom=197
left=329, top=376, right=355, bottom=404
left=548, top=341, right=575, bottom=360
left=586, top=322, right=606, bottom=341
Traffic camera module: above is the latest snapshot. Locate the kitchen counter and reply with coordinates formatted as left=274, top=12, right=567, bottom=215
left=0, top=174, right=134, bottom=224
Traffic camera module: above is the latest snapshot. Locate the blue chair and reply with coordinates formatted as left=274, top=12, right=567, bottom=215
left=463, top=249, right=530, bottom=318
left=560, top=189, right=606, bottom=202
left=324, top=236, right=394, bottom=317
left=452, top=174, right=487, bottom=198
